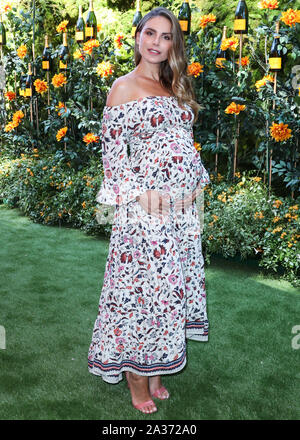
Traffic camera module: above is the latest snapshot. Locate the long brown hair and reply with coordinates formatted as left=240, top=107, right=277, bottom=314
left=134, top=7, right=202, bottom=124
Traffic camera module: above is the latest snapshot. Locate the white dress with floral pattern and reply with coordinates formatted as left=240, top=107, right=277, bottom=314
left=88, top=95, right=211, bottom=384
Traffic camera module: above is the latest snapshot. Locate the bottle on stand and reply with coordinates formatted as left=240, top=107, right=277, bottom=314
left=19, top=73, right=27, bottom=97
left=216, top=26, right=228, bottom=69
left=0, top=13, right=6, bottom=47
left=234, top=0, right=248, bottom=34
left=25, top=63, right=33, bottom=98
left=42, top=35, right=51, bottom=71
left=76, top=5, right=85, bottom=44
left=178, top=1, right=191, bottom=36
left=132, top=0, right=142, bottom=38
left=269, top=21, right=282, bottom=72
left=85, top=0, right=97, bottom=41
left=59, top=32, right=69, bottom=71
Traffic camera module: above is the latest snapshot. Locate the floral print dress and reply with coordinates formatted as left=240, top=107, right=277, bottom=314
left=88, top=95, right=211, bottom=384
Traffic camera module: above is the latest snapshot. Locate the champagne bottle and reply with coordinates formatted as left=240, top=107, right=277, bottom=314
left=19, top=73, right=27, bottom=97
left=234, top=0, right=248, bottom=34
left=178, top=0, right=191, bottom=36
left=25, top=63, right=33, bottom=98
left=59, top=32, right=69, bottom=71
left=216, top=26, right=228, bottom=69
left=132, top=0, right=142, bottom=38
left=76, top=5, right=85, bottom=43
left=85, top=0, right=97, bottom=41
left=42, top=35, right=51, bottom=71
left=269, top=21, right=282, bottom=72
left=0, top=13, right=6, bottom=46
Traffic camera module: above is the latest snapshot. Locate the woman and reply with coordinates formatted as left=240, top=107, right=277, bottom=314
left=88, top=7, right=210, bottom=414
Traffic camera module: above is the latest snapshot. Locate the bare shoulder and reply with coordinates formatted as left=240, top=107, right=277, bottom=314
left=106, top=75, right=138, bottom=107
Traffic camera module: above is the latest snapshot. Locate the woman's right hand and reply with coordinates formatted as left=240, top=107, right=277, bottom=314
left=136, top=190, right=171, bottom=218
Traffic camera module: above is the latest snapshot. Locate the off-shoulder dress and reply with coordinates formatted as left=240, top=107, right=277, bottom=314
left=88, top=95, right=211, bottom=384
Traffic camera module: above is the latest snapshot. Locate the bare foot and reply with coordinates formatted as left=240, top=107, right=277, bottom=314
left=149, top=375, right=170, bottom=400
left=126, top=372, right=157, bottom=414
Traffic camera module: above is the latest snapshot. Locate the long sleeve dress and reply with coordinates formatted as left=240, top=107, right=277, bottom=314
left=88, top=95, right=211, bottom=384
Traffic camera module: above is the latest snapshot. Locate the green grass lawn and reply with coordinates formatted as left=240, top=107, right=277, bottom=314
left=0, top=205, right=299, bottom=420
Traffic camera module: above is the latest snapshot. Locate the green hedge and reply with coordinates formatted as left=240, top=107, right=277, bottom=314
left=0, top=154, right=299, bottom=286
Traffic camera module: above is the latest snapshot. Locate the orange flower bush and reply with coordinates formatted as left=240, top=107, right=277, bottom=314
left=225, top=102, right=246, bottom=115
left=17, top=45, right=27, bottom=59
left=52, top=73, right=67, bottom=88
left=4, top=91, right=16, bottom=101
left=96, top=61, right=114, bottom=77
left=83, top=133, right=100, bottom=145
left=114, top=33, right=125, bottom=49
left=269, top=122, right=292, bottom=142
left=55, top=101, right=67, bottom=116
left=199, top=14, right=216, bottom=29
left=56, top=127, right=68, bottom=141
left=4, top=110, right=24, bottom=132
left=258, top=0, right=279, bottom=9
left=3, top=3, right=12, bottom=12
left=34, top=79, right=48, bottom=94
left=4, top=121, right=17, bottom=132
left=12, top=110, right=24, bottom=125
left=83, top=39, right=99, bottom=55
left=221, top=37, right=239, bottom=51
left=280, top=9, right=300, bottom=27
left=255, top=74, right=274, bottom=91
left=187, top=62, right=204, bottom=78
left=73, top=49, right=85, bottom=60
left=56, top=20, right=69, bottom=33
left=235, top=56, right=249, bottom=67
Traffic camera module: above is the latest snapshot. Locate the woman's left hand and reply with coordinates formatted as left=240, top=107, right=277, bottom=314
left=173, top=190, right=196, bottom=213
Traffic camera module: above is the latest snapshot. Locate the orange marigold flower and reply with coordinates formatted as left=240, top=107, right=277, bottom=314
left=255, top=74, right=274, bottom=91
left=73, top=49, right=85, bottom=60
left=56, top=20, right=69, bottom=33
left=280, top=9, right=300, bottom=28
left=271, top=226, right=283, bottom=234
left=221, top=37, right=239, bottom=51
left=97, top=24, right=102, bottom=33
left=34, top=79, right=48, bottom=94
left=273, top=199, right=283, bottom=208
left=4, top=121, right=18, bottom=132
left=83, top=133, right=100, bottom=144
left=194, top=142, right=201, bottom=151
left=199, top=13, right=216, bottom=29
left=114, top=32, right=125, bottom=49
left=5, top=91, right=16, bottom=101
left=270, top=122, right=292, bottom=142
left=82, top=201, right=86, bottom=209
left=187, top=62, right=204, bottom=78
left=225, top=102, right=246, bottom=115
left=258, top=0, right=279, bottom=9
left=83, top=39, right=100, bottom=55
left=56, top=126, right=68, bottom=141
left=52, top=73, right=67, bottom=88
left=55, top=101, right=67, bottom=116
left=12, top=110, right=24, bottom=125
left=96, top=61, right=114, bottom=78
left=17, top=45, right=27, bottom=59
left=235, top=56, right=249, bottom=67
left=4, top=3, right=12, bottom=12
left=254, top=211, right=264, bottom=219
